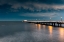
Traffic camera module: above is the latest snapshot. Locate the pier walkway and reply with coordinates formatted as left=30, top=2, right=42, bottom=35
left=25, top=21, right=64, bottom=27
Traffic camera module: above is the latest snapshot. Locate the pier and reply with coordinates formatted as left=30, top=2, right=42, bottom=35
left=26, top=21, right=64, bottom=27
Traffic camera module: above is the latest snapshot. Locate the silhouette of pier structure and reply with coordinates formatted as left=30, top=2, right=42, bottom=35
left=26, top=21, right=64, bottom=27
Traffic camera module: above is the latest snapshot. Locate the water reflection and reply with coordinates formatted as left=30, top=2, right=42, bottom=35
left=59, top=27, right=64, bottom=42
left=48, top=26, right=53, bottom=39
left=35, top=24, right=41, bottom=30
left=42, top=25, right=46, bottom=32
left=42, top=25, right=46, bottom=28
left=1, top=22, right=64, bottom=42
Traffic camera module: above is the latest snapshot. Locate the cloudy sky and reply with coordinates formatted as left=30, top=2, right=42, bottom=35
left=0, top=0, right=64, bottom=21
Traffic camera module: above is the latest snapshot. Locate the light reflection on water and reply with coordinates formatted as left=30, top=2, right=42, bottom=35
left=58, top=27, right=64, bottom=42
left=43, top=25, right=46, bottom=28
left=48, top=26, right=53, bottom=38
left=35, top=24, right=64, bottom=42
left=48, top=26, right=53, bottom=35
left=35, top=24, right=41, bottom=31
left=0, top=22, right=64, bottom=42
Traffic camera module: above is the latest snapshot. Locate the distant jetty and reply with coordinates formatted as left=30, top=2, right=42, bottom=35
left=24, top=20, right=64, bottom=27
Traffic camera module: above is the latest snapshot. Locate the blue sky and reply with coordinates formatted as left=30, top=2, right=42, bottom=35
left=0, top=0, right=64, bottom=21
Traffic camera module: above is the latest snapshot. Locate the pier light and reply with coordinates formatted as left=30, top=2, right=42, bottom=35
left=50, top=17, right=51, bottom=21
left=36, top=19, right=37, bottom=20
left=61, top=17, right=62, bottom=18
left=50, top=18, right=51, bottom=19
left=61, top=17, right=62, bottom=21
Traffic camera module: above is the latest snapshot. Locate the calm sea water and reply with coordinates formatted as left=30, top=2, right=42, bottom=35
left=0, top=21, right=64, bottom=42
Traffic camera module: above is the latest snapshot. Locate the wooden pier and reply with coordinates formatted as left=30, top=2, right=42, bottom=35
left=26, top=21, right=64, bottom=27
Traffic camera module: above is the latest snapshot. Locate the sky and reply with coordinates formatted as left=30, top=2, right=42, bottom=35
left=0, top=0, right=64, bottom=21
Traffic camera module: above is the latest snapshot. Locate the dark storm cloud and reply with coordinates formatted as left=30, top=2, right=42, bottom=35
left=0, top=0, right=64, bottom=12
left=20, top=12, right=59, bottom=18
left=0, top=0, right=63, bottom=4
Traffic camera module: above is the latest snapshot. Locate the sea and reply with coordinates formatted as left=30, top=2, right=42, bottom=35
left=0, top=21, right=64, bottom=42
